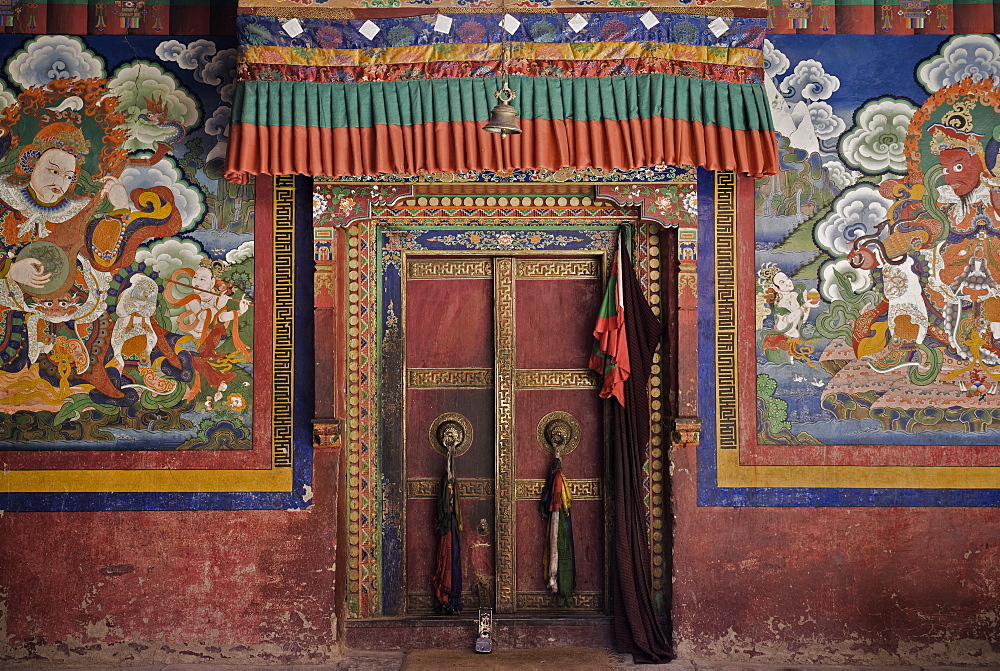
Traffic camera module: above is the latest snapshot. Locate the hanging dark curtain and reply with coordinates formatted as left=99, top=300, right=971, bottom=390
left=610, top=236, right=670, bottom=662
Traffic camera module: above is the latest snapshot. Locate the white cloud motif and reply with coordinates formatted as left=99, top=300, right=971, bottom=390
left=763, top=40, right=790, bottom=79
left=6, top=36, right=104, bottom=90
left=779, top=59, right=840, bottom=103
left=154, top=40, right=186, bottom=63
left=155, top=38, right=217, bottom=73
left=807, top=102, right=846, bottom=140
left=840, top=97, right=915, bottom=175
left=107, top=63, right=200, bottom=152
left=204, top=105, right=231, bottom=138
left=199, top=48, right=236, bottom=86
left=135, top=238, right=205, bottom=280
left=822, top=159, right=861, bottom=191
left=120, top=158, right=205, bottom=232
left=814, top=184, right=892, bottom=258
left=226, top=241, right=254, bottom=265
left=917, top=34, right=1000, bottom=93
left=819, top=257, right=872, bottom=303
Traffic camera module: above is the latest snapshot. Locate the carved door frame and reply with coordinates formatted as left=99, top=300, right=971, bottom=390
left=311, top=175, right=698, bottom=622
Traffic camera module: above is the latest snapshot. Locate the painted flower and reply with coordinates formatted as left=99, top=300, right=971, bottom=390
left=682, top=190, right=698, bottom=215
left=228, top=393, right=246, bottom=411
left=338, top=197, right=356, bottom=214
left=313, top=193, right=330, bottom=217
left=496, top=233, right=514, bottom=247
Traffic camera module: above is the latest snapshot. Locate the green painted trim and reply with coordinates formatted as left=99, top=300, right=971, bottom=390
left=234, top=74, right=774, bottom=133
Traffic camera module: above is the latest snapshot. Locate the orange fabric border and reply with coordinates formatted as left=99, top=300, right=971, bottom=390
left=225, top=117, right=778, bottom=181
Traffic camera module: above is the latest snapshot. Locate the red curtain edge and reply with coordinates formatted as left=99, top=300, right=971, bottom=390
left=224, top=118, right=779, bottom=184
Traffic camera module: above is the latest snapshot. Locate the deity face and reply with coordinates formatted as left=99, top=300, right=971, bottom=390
left=773, top=271, right=794, bottom=293
left=29, top=148, right=78, bottom=204
left=938, top=148, right=984, bottom=197
left=192, top=267, right=215, bottom=292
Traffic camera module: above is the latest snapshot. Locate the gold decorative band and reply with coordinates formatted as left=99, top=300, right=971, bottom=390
left=249, top=6, right=355, bottom=18
left=408, top=368, right=493, bottom=388
left=407, top=477, right=495, bottom=499
left=515, top=478, right=603, bottom=500
left=516, top=258, right=600, bottom=279
left=407, top=258, right=493, bottom=279
left=516, top=591, right=603, bottom=610
left=516, top=369, right=600, bottom=389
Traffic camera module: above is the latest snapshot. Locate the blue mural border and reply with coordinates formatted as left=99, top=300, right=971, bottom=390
left=696, top=169, right=1000, bottom=507
left=0, top=176, right=315, bottom=512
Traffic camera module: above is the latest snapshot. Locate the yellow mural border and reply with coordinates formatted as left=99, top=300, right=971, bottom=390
left=0, top=177, right=296, bottom=495
left=715, top=172, right=1000, bottom=491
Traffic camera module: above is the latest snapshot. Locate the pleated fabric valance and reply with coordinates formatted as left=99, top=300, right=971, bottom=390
left=225, top=10, right=779, bottom=181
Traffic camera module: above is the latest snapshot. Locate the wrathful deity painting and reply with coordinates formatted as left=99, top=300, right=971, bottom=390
left=755, top=34, right=1000, bottom=445
left=0, top=35, right=255, bottom=451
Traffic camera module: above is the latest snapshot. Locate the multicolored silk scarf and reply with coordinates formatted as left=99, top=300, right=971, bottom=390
left=226, top=10, right=777, bottom=180
left=432, top=446, right=463, bottom=614
left=540, top=455, right=575, bottom=606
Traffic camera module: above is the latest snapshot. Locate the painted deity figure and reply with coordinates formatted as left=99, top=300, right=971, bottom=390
left=925, top=123, right=1000, bottom=364
left=165, top=263, right=251, bottom=401
left=757, top=262, right=821, bottom=363
left=0, top=83, right=185, bottom=410
left=173, top=265, right=250, bottom=344
left=0, top=121, right=130, bottom=391
left=109, top=273, right=160, bottom=371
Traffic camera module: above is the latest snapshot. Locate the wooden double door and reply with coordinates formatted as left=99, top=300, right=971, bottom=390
left=401, top=252, right=609, bottom=614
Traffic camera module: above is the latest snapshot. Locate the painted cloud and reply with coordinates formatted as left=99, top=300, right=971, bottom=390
left=5, top=35, right=105, bottom=90
left=839, top=97, right=916, bottom=175
left=107, top=62, right=200, bottom=153
left=779, top=59, right=840, bottom=103
left=135, top=238, right=206, bottom=279
left=917, top=34, right=1000, bottom=93
left=807, top=102, right=846, bottom=141
left=155, top=39, right=217, bottom=76
left=822, top=159, right=861, bottom=191
left=819, top=257, right=872, bottom=303
left=814, top=183, right=892, bottom=259
left=763, top=39, right=790, bottom=79
left=226, top=241, right=255, bottom=265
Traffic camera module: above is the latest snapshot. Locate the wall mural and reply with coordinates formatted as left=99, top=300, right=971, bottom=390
left=701, top=34, right=1000, bottom=506
left=0, top=36, right=311, bottom=511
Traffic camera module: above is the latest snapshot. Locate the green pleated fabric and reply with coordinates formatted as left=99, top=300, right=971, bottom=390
left=233, top=74, right=773, bottom=133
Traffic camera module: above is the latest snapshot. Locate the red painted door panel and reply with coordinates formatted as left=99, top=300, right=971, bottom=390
left=403, top=254, right=607, bottom=614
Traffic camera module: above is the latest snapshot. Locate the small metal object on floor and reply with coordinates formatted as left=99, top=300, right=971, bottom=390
left=476, top=607, right=494, bottom=653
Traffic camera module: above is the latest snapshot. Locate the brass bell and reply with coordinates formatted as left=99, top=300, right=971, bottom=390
left=483, top=83, right=521, bottom=137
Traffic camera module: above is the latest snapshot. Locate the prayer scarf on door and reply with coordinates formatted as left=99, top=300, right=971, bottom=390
left=432, top=447, right=463, bottom=614
left=540, top=456, right=575, bottom=606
